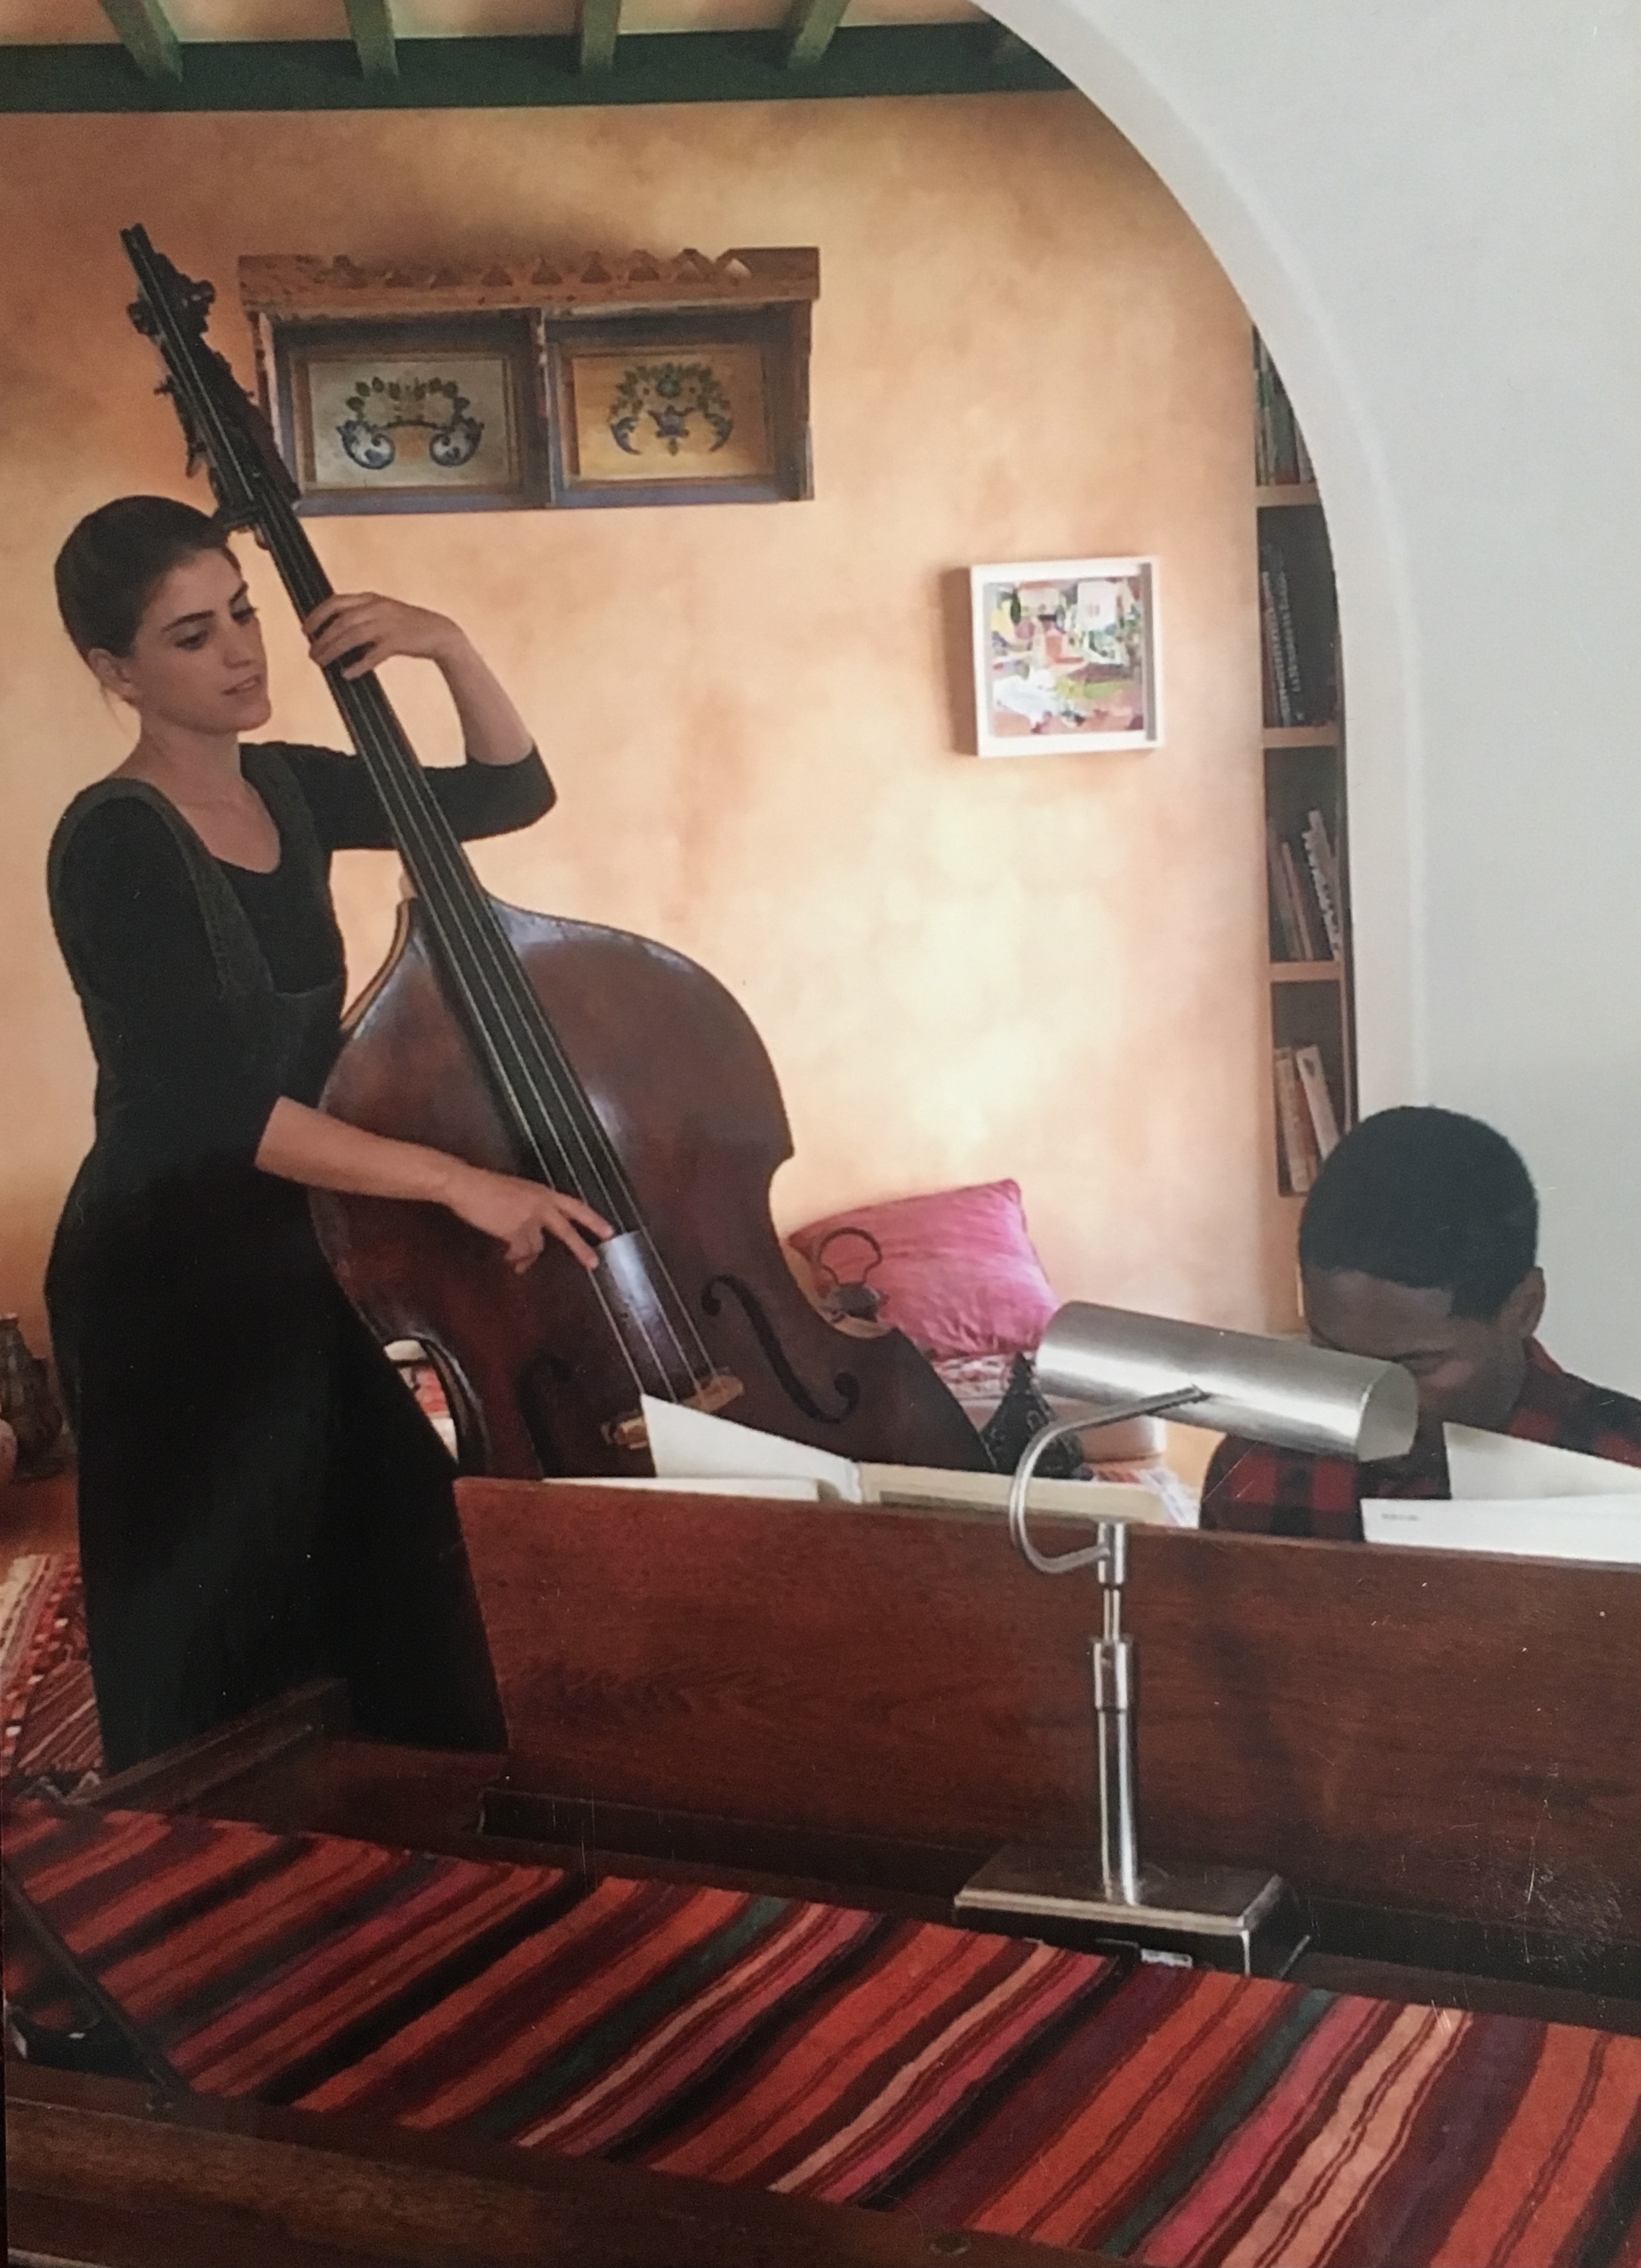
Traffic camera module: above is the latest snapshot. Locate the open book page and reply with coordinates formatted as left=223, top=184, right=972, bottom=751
left=1364, top=1495, right=1641, bottom=1565
left=857, top=1464, right=1160, bottom=1525
left=1444, top=1423, right=1641, bottom=1499
left=534, top=1473, right=824, bottom=1499
left=641, top=1397, right=1160, bottom=1523
left=642, top=1395, right=862, bottom=1500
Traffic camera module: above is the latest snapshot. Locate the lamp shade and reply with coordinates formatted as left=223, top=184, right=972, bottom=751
left=1034, top=1303, right=1418, bottom=1463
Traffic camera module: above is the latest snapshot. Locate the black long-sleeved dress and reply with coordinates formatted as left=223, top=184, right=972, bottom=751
left=46, top=740, right=554, bottom=1773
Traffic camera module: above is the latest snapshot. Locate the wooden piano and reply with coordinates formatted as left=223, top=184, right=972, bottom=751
left=7, top=1479, right=1641, bottom=2267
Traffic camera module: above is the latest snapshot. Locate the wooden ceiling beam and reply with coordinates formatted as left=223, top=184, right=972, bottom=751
left=98, top=0, right=181, bottom=83
left=783, top=0, right=850, bottom=69
left=0, top=30, right=1068, bottom=112
left=577, top=0, right=623, bottom=74
left=344, top=0, right=399, bottom=80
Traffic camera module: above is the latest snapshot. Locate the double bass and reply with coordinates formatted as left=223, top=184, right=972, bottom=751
left=122, top=228, right=991, bottom=1482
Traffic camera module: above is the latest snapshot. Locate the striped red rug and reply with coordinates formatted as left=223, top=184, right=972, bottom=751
left=6, top=1798, right=1641, bottom=2266
left=0, top=1555, right=101, bottom=1790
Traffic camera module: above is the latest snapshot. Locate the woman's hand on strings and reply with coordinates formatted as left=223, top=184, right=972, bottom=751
left=254, top=1104, right=606, bottom=1269
left=303, top=593, right=464, bottom=680
left=444, top=1165, right=612, bottom=1275
left=303, top=593, right=534, bottom=767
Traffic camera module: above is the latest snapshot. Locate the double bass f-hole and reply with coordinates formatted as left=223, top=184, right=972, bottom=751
left=701, top=1275, right=861, bottom=1426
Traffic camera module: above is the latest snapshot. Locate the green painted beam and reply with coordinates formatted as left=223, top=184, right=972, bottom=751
left=577, top=0, right=622, bottom=74
left=783, top=0, right=850, bottom=70
left=0, top=28, right=1068, bottom=112
left=98, top=0, right=182, bottom=83
left=343, top=0, right=398, bottom=79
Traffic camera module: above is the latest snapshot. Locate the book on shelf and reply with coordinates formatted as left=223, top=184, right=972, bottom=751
left=1268, top=813, right=1344, bottom=965
left=1293, top=1043, right=1342, bottom=1159
left=1258, top=566, right=1293, bottom=726
left=1258, top=542, right=1307, bottom=727
left=1273, top=1046, right=1321, bottom=1193
left=1276, top=837, right=1323, bottom=961
left=1252, top=334, right=1317, bottom=490
left=1266, top=822, right=1308, bottom=960
left=1258, top=524, right=1337, bottom=730
left=1258, top=602, right=1285, bottom=728
left=1254, top=334, right=1277, bottom=488
left=1300, top=809, right=1344, bottom=959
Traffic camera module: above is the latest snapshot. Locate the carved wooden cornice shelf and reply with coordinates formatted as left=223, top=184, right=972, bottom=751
left=242, top=247, right=817, bottom=515
left=238, top=247, right=820, bottom=321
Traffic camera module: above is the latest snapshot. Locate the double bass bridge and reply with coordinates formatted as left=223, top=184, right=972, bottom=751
left=605, top=1371, right=744, bottom=1454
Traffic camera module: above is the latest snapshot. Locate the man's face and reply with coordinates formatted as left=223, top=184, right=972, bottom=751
left=1301, top=1265, right=1545, bottom=1435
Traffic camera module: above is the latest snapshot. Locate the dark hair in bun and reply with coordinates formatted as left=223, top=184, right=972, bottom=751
left=54, top=495, right=234, bottom=660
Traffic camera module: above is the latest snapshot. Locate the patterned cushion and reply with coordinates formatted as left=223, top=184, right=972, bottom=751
left=788, top=1181, right=1059, bottom=1359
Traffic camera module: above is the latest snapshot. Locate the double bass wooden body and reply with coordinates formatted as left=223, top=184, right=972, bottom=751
left=317, top=899, right=989, bottom=1478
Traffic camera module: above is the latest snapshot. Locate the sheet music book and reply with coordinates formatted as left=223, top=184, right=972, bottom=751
left=1363, top=1424, right=1641, bottom=1561
left=1443, top=1424, right=1641, bottom=1499
left=644, top=1396, right=862, bottom=1499
left=534, top=1473, right=824, bottom=1501
left=640, top=1396, right=1162, bottom=1524
left=1363, top=1497, right=1641, bottom=1565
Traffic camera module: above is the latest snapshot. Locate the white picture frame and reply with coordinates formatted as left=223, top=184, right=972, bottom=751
left=969, top=555, right=1162, bottom=757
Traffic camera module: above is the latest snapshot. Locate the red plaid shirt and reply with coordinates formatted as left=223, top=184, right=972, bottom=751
left=1199, top=1341, right=1641, bottom=1540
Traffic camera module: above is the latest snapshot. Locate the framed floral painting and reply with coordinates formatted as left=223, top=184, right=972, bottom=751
left=270, top=316, right=546, bottom=515
left=969, top=557, right=1162, bottom=756
left=541, top=305, right=812, bottom=509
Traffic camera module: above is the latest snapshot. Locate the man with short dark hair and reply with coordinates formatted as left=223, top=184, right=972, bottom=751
left=1200, top=1106, right=1641, bottom=1537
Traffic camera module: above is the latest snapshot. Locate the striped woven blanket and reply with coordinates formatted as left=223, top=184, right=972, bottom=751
left=0, top=1554, right=101, bottom=1789
left=6, top=1799, right=1641, bottom=2265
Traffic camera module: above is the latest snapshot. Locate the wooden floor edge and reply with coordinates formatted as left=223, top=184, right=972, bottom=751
left=5, top=2067, right=1104, bottom=2268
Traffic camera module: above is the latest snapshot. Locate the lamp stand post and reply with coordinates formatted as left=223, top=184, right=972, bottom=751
left=955, top=1401, right=1309, bottom=1977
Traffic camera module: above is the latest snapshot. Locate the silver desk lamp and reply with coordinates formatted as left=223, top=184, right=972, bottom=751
left=955, top=1302, right=1418, bottom=1976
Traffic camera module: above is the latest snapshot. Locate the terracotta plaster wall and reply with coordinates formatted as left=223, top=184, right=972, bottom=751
left=0, top=95, right=1287, bottom=1355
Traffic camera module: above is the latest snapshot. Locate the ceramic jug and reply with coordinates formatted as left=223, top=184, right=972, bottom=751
left=0, top=1314, right=63, bottom=1473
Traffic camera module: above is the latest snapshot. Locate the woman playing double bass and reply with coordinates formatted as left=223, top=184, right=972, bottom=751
left=46, top=494, right=611, bottom=1773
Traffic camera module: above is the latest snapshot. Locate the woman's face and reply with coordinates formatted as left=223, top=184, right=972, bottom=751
left=90, top=548, right=271, bottom=736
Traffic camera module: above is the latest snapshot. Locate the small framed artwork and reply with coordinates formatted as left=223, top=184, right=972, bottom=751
left=541, top=305, right=812, bottom=509
left=969, top=556, right=1162, bottom=756
left=269, top=316, right=546, bottom=515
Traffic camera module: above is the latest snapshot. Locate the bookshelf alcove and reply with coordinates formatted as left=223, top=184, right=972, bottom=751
left=1253, top=336, right=1354, bottom=1220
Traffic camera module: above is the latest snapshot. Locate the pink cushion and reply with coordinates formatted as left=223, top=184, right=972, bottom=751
left=789, top=1180, right=1060, bottom=1359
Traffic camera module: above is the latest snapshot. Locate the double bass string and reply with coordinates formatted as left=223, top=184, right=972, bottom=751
left=252, top=516, right=601, bottom=1208
left=256, top=509, right=719, bottom=1408
left=129, top=238, right=719, bottom=1414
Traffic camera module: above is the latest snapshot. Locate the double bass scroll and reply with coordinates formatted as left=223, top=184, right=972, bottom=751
left=121, top=226, right=991, bottom=1482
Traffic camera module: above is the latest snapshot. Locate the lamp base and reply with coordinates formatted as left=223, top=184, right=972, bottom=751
left=954, top=1848, right=1310, bottom=1977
